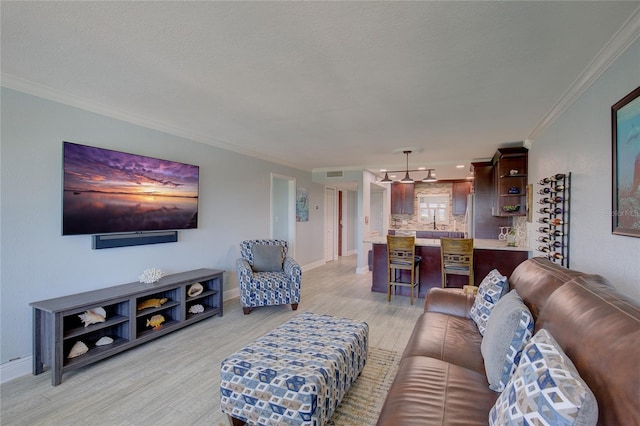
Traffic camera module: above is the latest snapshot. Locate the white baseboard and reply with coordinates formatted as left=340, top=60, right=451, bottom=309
left=1, top=356, right=32, bottom=384
left=223, top=286, right=240, bottom=301
left=301, top=259, right=325, bottom=272
left=356, top=265, right=369, bottom=274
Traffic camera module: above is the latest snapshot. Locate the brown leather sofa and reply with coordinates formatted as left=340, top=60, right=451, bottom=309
left=376, top=257, right=640, bottom=425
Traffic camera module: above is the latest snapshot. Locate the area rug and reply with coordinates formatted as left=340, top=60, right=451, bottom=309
left=327, top=347, right=401, bottom=426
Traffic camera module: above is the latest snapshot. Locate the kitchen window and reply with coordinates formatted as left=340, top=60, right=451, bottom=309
left=419, top=195, right=449, bottom=224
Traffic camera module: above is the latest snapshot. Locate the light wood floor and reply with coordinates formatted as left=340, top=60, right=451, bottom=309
left=0, top=255, right=423, bottom=426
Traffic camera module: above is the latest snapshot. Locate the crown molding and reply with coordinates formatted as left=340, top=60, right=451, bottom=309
left=526, top=6, right=640, bottom=145
left=0, top=73, right=307, bottom=172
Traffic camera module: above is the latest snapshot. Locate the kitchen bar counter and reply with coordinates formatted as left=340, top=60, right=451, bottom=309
left=365, top=237, right=531, bottom=252
left=366, top=238, right=531, bottom=298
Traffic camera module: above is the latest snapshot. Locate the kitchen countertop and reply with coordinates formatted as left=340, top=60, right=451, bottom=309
left=364, top=237, right=531, bottom=252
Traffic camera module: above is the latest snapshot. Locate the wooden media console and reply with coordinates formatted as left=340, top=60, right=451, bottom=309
left=30, top=268, right=223, bottom=386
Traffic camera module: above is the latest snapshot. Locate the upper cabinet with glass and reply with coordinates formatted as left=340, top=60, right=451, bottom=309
left=492, top=147, right=528, bottom=217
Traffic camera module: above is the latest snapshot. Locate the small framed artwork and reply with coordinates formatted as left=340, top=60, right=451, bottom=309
left=296, top=187, right=309, bottom=222
left=611, top=86, right=640, bottom=237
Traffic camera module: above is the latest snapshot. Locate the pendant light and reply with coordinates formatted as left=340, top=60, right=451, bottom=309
left=400, top=151, right=414, bottom=183
left=380, top=172, right=392, bottom=183
left=422, top=170, right=437, bottom=182
left=379, top=149, right=437, bottom=183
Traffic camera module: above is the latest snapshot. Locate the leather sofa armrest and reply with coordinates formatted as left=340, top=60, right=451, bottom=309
left=424, top=287, right=476, bottom=317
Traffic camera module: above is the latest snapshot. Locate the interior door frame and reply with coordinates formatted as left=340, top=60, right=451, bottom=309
left=325, top=186, right=338, bottom=262
left=270, top=174, right=296, bottom=258
left=338, top=190, right=343, bottom=257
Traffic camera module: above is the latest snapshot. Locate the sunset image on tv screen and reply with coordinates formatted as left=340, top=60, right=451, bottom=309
left=62, top=142, right=199, bottom=235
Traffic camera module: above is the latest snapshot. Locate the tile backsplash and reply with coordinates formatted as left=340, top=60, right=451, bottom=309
left=391, top=183, right=466, bottom=232
left=390, top=182, right=529, bottom=246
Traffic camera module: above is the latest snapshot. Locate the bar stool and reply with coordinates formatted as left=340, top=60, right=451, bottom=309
left=440, top=238, right=474, bottom=289
left=387, top=235, right=421, bottom=305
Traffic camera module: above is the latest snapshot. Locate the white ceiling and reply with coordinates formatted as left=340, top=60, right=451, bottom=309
left=2, top=1, right=638, bottom=181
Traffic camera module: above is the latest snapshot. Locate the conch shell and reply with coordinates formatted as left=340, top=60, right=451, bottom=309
left=187, top=283, right=204, bottom=297
left=95, top=336, right=114, bottom=346
left=137, top=298, right=168, bottom=311
left=68, top=341, right=89, bottom=358
left=78, top=307, right=106, bottom=327
left=146, top=314, right=165, bottom=330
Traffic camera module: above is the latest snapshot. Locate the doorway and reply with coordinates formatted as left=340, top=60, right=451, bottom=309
left=325, top=187, right=337, bottom=262
left=338, top=190, right=343, bottom=257
left=271, top=174, right=296, bottom=257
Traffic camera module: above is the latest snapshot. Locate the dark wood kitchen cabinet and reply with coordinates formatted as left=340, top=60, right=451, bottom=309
left=452, top=181, right=471, bottom=216
left=471, top=161, right=510, bottom=239
left=391, top=182, right=414, bottom=214
left=492, top=147, right=528, bottom=217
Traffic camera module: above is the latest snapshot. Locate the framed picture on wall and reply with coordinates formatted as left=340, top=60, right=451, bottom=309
left=296, top=187, right=309, bottom=222
left=611, top=85, right=640, bottom=237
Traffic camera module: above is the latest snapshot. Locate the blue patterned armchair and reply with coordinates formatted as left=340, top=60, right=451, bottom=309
left=236, top=239, right=302, bottom=314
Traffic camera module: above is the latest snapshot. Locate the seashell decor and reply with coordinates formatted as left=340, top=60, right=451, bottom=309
left=78, top=307, right=106, bottom=327
left=68, top=341, right=89, bottom=358
left=187, top=283, right=204, bottom=297
left=95, top=336, right=114, bottom=346
left=137, top=297, right=168, bottom=311
left=188, top=304, right=204, bottom=314
left=139, top=268, right=165, bottom=284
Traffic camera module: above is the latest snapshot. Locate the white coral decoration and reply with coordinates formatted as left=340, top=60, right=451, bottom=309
left=139, top=268, right=165, bottom=284
left=188, top=304, right=205, bottom=314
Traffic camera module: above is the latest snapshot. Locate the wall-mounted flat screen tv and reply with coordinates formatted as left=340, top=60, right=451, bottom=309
left=62, top=142, right=199, bottom=235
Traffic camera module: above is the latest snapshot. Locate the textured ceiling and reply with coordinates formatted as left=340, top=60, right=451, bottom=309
left=2, top=1, right=638, bottom=180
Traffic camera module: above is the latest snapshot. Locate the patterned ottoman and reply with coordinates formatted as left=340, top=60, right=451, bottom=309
left=220, top=312, right=369, bottom=426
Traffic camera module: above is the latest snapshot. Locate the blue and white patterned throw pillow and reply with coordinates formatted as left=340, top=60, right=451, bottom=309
left=489, top=328, right=598, bottom=426
left=469, top=269, right=508, bottom=335
left=481, top=290, right=534, bottom=392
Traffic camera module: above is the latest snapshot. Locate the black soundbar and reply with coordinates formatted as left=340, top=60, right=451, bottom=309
left=92, top=231, right=178, bottom=249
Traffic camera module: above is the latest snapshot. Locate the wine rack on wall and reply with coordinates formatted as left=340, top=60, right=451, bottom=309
left=535, top=172, right=571, bottom=267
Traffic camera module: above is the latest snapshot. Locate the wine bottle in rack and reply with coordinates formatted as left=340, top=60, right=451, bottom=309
left=538, top=206, right=563, bottom=214
left=538, top=227, right=550, bottom=233
left=539, top=196, right=564, bottom=204
left=550, top=252, right=564, bottom=260
left=538, top=177, right=550, bottom=185
left=550, top=241, right=562, bottom=248
left=538, top=246, right=551, bottom=253
left=537, top=236, right=550, bottom=243
left=538, top=188, right=552, bottom=194
left=550, top=174, right=566, bottom=182
left=537, top=217, right=550, bottom=224
left=549, top=229, right=564, bottom=236
left=549, top=217, right=565, bottom=226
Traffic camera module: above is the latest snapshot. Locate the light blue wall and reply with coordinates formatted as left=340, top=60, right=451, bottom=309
left=0, top=88, right=325, bottom=364
left=528, top=39, right=640, bottom=301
